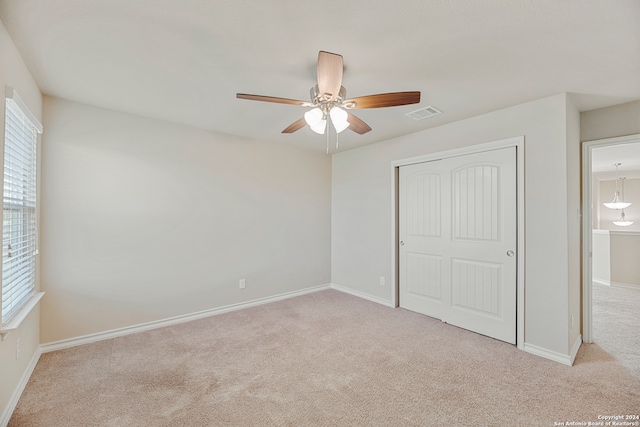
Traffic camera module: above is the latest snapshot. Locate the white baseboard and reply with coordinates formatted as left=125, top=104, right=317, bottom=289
left=0, top=347, right=42, bottom=427
left=570, top=334, right=583, bottom=365
left=41, top=284, right=331, bottom=354
left=330, top=283, right=394, bottom=308
left=594, top=279, right=640, bottom=290
left=523, top=335, right=582, bottom=367
left=609, top=281, right=640, bottom=290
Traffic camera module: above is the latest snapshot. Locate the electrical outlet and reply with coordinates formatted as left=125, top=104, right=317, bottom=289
left=239, top=279, right=246, bottom=289
left=16, top=338, right=21, bottom=360
left=379, top=276, right=385, bottom=286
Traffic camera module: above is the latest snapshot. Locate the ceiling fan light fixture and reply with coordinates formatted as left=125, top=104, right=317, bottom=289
left=304, top=107, right=323, bottom=126
left=330, top=107, right=349, bottom=133
left=236, top=51, right=421, bottom=142
left=304, top=108, right=327, bottom=134
left=310, top=119, right=327, bottom=134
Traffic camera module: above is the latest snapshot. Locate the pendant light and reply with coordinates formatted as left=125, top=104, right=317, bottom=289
left=612, top=178, right=634, bottom=226
left=603, top=163, right=632, bottom=210
left=613, top=211, right=634, bottom=227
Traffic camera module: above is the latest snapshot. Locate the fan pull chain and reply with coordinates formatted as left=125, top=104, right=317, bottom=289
left=326, top=127, right=329, bottom=154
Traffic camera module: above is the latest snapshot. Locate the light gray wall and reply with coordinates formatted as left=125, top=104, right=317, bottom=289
left=566, top=95, right=581, bottom=349
left=0, top=19, right=42, bottom=423
left=592, top=230, right=640, bottom=288
left=593, top=175, right=601, bottom=229
left=40, top=97, right=332, bottom=343
left=581, top=100, right=640, bottom=142
left=592, top=231, right=611, bottom=283
left=332, top=93, right=578, bottom=357
left=610, top=232, right=640, bottom=287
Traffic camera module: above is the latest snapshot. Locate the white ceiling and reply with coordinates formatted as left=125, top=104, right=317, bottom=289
left=592, top=142, right=640, bottom=180
left=1, top=0, right=639, bottom=153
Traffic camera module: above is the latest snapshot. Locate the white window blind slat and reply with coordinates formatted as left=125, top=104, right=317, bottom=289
left=2, top=89, right=41, bottom=324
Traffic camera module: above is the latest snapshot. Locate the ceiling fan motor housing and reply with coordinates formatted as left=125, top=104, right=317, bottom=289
left=310, top=85, right=349, bottom=115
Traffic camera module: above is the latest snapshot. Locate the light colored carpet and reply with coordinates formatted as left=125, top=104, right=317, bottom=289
left=592, top=282, right=640, bottom=378
left=9, top=290, right=640, bottom=426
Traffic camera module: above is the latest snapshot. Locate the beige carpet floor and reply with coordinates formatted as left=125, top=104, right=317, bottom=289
left=9, top=290, right=640, bottom=426
left=592, top=282, right=640, bottom=378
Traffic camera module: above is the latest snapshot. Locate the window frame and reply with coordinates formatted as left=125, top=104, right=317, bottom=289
left=1, top=86, right=42, bottom=327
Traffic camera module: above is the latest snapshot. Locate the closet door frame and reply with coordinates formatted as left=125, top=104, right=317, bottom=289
left=390, top=136, right=525, bottom=350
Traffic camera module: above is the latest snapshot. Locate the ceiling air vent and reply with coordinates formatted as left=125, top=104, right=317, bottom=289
left=405, top=105, right=442, bottom=121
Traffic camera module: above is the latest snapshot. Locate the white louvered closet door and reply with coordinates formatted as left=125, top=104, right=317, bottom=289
left=399, top=146, right=517, bottom=344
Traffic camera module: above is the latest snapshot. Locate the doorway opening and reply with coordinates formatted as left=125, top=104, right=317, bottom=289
left=582, top=134, right=640, bottom=376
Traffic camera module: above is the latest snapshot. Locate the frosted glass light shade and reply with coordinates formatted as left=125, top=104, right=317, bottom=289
left=603, top=191, right=631, bottom=210
left=613, top=211, right=634, bottom=227
left=613, top=220, right=634, bottom=226
left=309, top=119, right=326, bottom=134
left=304, top=108, right=326, bottom=134
left=304, top=107, right=323, bottom=125
left=330, top=107, right=349, bottom=133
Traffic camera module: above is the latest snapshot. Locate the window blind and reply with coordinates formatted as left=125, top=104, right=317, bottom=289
left=2, top=88, right=41, bottom=324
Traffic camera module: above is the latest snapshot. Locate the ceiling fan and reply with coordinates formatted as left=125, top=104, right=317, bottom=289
left=236, top=51, right=421, bottom=136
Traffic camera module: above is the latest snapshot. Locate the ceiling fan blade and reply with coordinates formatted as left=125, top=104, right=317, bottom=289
left=343, top=91, right=421, bottom=109
left=347, top=113, right=372, bottom=135
left=282, top=117, right=307, bottom=134
left=317, top=51, right=343, bottom=101
left=237, top=93, right=311, bottom=106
